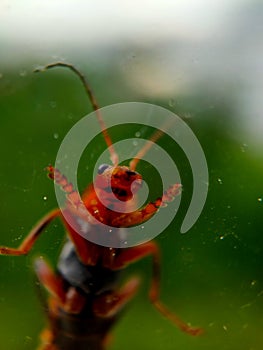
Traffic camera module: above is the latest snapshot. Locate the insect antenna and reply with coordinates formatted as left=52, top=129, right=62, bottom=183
left=34, top=62, right=119, bottom=166
left=129, top=118, right=174, bottom=171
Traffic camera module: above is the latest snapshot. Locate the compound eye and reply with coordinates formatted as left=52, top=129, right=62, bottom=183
left=98, top=164, right=110, bottom=175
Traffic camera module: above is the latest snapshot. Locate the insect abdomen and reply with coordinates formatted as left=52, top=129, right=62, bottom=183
left=57, top=241, right=121, bottom=295
left=44, top=307, right=116, bottom=350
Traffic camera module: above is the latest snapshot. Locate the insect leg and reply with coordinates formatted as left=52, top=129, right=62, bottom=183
left=47, top=165, right=82, bottom=208
left=37, top=328, right=57, bottom=350
left=47, top=165, right=97, bottom=225
left=93, top=277, right=140, bottom=318
left=0, top=208, right=61, bottom=256
left=110, top=241, right=203, bottom=336
left=35, top=257, right=86, bottom=314
left=34, top=257, right=66, bottom=304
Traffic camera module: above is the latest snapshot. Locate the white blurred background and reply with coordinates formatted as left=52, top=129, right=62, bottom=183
left=1, top=0, right=263, bottom=148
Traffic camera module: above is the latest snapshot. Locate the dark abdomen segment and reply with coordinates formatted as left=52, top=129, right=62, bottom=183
left=45, top=304, right=117, bottom=350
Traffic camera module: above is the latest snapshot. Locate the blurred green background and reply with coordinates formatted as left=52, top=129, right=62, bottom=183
left=1, top=1, right=263, bottom=349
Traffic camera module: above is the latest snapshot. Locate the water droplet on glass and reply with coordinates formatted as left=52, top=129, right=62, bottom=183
left=217, top=178, right=223, bottom=185
left=133, top=140, right=138, bottom=146
left=53, top=133, right=59, bottom=139
left=14, top=234, right=23, bottom=242
left=135, top=131, right=141, bottom=138
left=241, top=143, right=248, bottom=152
left=257, top=197, right=262, bottom=202
left=184, top=112, right=192, bottom=119
left=19, top=70, right=27, bottom=77
left=24, top=336, right=33, bottom=344
left=168, top=98, right=175, bottom=107
left=43, top=196, right=47, bottom=201
left=49, top=101, right=57, bottom=108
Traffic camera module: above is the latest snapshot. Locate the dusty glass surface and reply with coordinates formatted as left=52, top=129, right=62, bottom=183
left=0, top=2, right=262, bottom=349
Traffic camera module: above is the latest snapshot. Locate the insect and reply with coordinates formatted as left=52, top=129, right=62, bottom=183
left=0, top=62, right=202, bottom=349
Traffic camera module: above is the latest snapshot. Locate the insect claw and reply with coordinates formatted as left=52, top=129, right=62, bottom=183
left=160, top=202, right=168, bottom=208
left=184, top=326, right=204, bottom=336
left=45, top=165, right=55, bottom=180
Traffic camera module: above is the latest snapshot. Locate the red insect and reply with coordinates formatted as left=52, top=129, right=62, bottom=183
left=0, top=62, right=202, bottom=350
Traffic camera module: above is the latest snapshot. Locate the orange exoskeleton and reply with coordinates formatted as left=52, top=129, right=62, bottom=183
left=0, top=62, right=202, bottom=350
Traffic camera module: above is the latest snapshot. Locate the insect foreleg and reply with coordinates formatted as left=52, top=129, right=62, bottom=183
left=112, top=183, right=181, bottom=227
left=0, top=208, right=61, bottom=256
